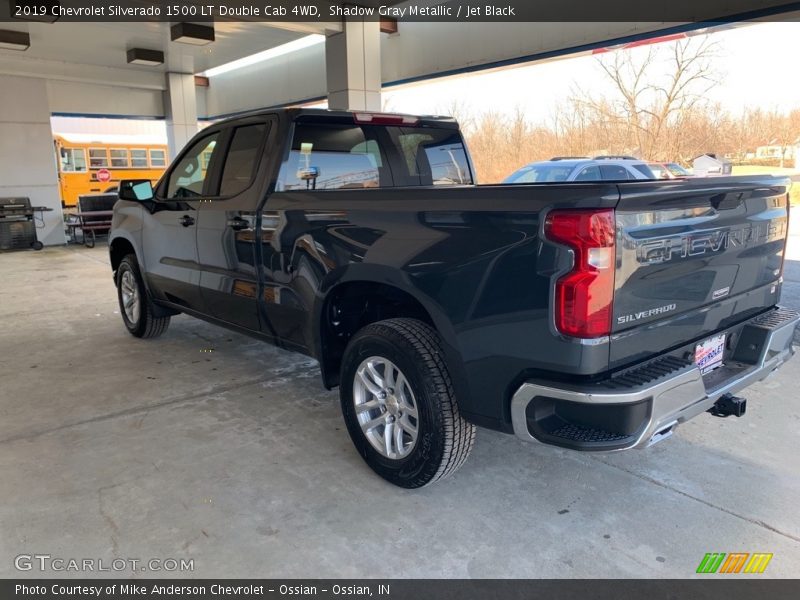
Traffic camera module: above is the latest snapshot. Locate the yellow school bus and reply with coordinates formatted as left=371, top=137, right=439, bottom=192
left=54, top=135, right=168, bottom=207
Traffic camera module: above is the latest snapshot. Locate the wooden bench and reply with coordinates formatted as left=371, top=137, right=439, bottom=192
left=66, top=194, right=117, bottom=248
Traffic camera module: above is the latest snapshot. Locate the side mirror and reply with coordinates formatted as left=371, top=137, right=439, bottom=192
left=119, top=179, right=154, bottom=202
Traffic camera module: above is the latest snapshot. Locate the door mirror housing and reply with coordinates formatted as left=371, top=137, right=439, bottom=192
left=119, top=179, right=154, bottom=202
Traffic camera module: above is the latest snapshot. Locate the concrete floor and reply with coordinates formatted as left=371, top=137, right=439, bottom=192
left=1, top=216, right=799, bottom=579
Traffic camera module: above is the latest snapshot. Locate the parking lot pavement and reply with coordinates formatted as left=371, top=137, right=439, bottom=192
left=0, top=233, right=798, bottom=579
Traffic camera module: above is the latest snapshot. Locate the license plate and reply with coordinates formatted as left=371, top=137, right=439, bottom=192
left=695, top=334, right=726, bottom=374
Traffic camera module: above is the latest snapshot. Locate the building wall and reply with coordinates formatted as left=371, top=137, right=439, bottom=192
left=0, top=75, right=65, bottom=246
left=47, top=80, right=164, bottom=118
left=203, top=43, right=326, bottom=118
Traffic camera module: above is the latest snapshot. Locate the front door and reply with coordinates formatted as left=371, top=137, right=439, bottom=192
left=142, top=131, right=222, bottom=312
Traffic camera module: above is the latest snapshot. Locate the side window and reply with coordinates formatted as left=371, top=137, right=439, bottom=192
left=632, top=164, right=656, bottom=179
left=219, top=123, right=267, bottom=196
left=166, top=133, right=220, bottom=199
left=130, top=149, right=148, bottom=168
left=149, top=149, right=166, bottom=167
left=395, top=128, right=473, bottom=185
left=88, top=148, right=109, bottom=168
left=59, top=148, right=86, bottom=172
left=599, top=165, right=630, bottom=180
left=574, top=166, right=602, bottom=181
left=110, top=149, right=129, bottom=168
left=276, top=124, right=380, bottom=191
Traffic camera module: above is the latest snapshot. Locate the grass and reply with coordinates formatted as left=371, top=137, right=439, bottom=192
left=731, top=165, right=800, bottom=205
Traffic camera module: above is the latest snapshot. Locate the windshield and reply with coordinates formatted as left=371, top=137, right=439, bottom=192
left=666, top=163, right=691, bottom=176
left=504, top=164, right=574, bottom=183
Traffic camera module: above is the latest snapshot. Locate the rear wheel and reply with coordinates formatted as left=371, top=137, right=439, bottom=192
left=340, top=318, right=476, bottom=488
left=116, top=254, right=170, bottom=339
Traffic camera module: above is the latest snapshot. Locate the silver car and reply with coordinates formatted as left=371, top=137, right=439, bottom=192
left=503, top=156, right=656, bottom=183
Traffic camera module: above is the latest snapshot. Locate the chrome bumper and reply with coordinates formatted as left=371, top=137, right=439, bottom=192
left=511, top=308, right=799, bottom=451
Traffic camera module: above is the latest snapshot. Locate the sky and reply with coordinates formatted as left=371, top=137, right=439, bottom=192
left=379, top=22, right=800, bottom=122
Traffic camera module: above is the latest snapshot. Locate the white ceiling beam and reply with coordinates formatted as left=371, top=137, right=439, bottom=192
left=0, top=55, right=166, bottom=90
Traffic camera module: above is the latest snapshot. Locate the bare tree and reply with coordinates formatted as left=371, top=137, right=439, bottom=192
left=576, top=37, right=722, bottom=159
left=764, top=108, right=800, bottom=167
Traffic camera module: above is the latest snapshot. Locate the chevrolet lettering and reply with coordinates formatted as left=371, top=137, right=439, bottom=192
left=634, top=219, right=787, bottom=265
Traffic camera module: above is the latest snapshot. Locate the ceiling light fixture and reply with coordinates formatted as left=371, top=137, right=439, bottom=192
left=127, top=47, right=165, bottom=66
left=170, top=22, right=215, bottom=46
left=0, top=29, right=30, bottom=51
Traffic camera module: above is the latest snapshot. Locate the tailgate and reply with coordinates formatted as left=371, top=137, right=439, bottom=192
left=610, top=177, right=790, bottom=369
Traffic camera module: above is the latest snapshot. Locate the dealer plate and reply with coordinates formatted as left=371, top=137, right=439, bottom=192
left=695, top=334, right=726, bottom=374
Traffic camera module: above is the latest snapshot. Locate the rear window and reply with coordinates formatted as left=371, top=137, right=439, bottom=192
left=277, top=124, right=381, bottom=191
left=392, top=128, right=472, bottom=186
left=276, top=121, right=472, bottom=191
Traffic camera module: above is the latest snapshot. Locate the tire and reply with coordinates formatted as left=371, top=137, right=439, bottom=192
left=116, top=254, right=170, bottom=339
left=340, top=318, right=476, bottom=488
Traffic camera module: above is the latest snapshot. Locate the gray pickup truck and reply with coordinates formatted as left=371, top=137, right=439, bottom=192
left=109, top=108, right=798, bottom=487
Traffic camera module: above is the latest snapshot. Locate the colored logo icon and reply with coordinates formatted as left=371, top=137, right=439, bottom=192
left=696, top=553, right=773, bottom=574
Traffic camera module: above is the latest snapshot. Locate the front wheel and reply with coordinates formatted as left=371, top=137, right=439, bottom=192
left=340, top=318, right=476, bottom=488
left=116, top=254, right=170, bottom=339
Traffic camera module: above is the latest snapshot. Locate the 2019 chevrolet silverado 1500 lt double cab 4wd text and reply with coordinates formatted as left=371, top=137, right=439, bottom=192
left=109, top=109, right=798, bottom=488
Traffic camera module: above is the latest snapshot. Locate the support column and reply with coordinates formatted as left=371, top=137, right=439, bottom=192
left=325, top=18, right=381, bottom=111
left=164, top=73, right=198, bottom=159
left=0, top=75, right=65, bottom=246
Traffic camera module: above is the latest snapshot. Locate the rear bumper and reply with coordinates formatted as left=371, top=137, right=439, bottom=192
left=510, top=307, right=799, bottom=451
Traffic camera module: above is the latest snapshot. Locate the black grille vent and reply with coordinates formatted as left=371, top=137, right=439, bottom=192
left=550, top=423, right=629, bottom=443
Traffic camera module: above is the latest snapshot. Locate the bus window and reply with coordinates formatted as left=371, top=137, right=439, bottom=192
left=149, top=149, right=166, bottom=167
left=60, top=148, right=87, bottom=172
left=130, top=149, right=148, bottom=168
left=110, top=149, right=129, bottom=168
left=89, top=148, right=109, bottom=168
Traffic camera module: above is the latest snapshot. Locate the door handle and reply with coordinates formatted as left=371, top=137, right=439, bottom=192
left=227, top=217, right=249, bottom=231
left=179, top=215, right=195, bottom=227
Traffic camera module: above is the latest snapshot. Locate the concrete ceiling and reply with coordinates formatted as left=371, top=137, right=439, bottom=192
left=0, top=20, right=329, bottom=88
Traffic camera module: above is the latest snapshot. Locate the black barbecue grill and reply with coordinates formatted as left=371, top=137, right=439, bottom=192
left=0, top=197, right=48, bottom=251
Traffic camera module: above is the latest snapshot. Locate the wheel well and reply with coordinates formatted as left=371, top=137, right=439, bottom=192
left=109, top=238, right=135, bottom=275
left=319, top=282, right=435, bottom=388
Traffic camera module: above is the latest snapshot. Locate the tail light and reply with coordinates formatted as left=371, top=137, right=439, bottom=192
left=544, top=209, right=616, bottom=338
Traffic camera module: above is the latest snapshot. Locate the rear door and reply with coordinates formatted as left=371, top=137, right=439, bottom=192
left=610, top=177, right=790, bottom=368
left=142, top=131, right=222, bottom=311
left=196, top=117, right=273, bottom=330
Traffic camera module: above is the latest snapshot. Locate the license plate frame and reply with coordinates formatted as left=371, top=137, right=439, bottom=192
left=695, top=334, right=726, bottom=374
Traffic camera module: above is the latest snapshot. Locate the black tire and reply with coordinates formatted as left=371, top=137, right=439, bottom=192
left=340, top=318, right=476, bottom=488
left=116, top=254, right=170, bottom=339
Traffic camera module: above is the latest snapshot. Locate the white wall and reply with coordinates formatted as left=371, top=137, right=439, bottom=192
left=203, top=43, right=326, bottom=118
left=47, top=80, right=164, bottom=118
left=0, top=75, right=65, bottom=246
